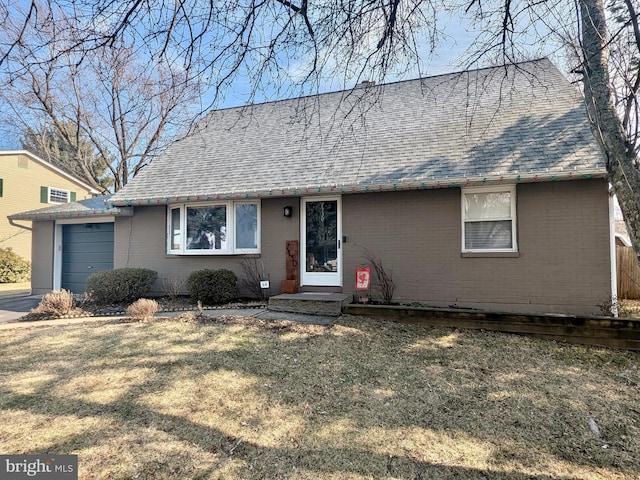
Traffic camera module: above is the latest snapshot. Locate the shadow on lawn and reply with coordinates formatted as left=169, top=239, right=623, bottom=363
left=5, top=390, right=570, bottom=480
left=0, top=315, right=638, bottom=479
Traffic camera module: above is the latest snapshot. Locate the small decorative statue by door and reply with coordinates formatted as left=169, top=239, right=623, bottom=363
left=281, top=240, right=299, bottom=293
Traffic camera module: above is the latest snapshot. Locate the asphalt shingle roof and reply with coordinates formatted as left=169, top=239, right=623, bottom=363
left=109, top=58, right=605, bottom=206
left=10, top=194, right=132, bottom=221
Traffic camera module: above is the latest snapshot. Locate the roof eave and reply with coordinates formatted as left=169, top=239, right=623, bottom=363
left=9, top=206, right=134, bottom=222
left=108, top=169, right=608, bottom=207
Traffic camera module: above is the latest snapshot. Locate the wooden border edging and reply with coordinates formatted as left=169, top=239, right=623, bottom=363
left=343, top=304, right=640, bottom=351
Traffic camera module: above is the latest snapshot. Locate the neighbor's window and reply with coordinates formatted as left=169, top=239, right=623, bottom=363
left=462, top=186, right=517, bottom=252
left=40, top=186, right=75, bottom=204
left=49, top=188, right=70, bottom=203
left=168, top=201, right=260, bottom=254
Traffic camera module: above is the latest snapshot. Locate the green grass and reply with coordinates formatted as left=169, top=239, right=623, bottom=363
left=0, top=314, right=638, bottom=479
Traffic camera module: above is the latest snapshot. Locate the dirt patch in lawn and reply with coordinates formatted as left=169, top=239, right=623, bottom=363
left=0, top=314, right=638, bottom=479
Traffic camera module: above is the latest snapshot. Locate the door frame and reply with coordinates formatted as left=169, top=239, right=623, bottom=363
left=300, top=196, right=343, bottom=287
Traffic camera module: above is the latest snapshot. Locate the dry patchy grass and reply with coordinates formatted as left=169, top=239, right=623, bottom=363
left=0, top=314, right=638, bottom=479
left=619, top=299, right=640, bottom=318
left=0, top=281, right=30, bottom=295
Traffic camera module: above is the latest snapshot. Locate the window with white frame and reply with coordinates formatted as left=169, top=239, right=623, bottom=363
left=49, top=188, right=70, bottom=204
left=168, top=201, right=260, bottom=254
left=462, top=186, right=517, bottom=252
left=41, top=186, right=75, bottom=204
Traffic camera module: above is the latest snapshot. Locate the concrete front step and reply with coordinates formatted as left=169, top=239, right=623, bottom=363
left=268, top=293, right=352, bottom=316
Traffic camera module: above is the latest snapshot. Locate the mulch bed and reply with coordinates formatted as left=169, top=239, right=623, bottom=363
left=17, top=297, right=267, bottom=322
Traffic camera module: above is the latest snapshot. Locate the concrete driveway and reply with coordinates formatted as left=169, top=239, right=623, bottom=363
left=0, top=287, right=41, bottom=323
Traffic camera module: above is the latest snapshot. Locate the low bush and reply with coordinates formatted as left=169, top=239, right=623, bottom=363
left=362, top=248, right=396, bottom=305
left=126, top=298, right=159, bottom=321
left=0, top=247, right=30, bottom=283
left=238, top=257, right=267, bottom=299
left=187, top=268, right=238, bottom=305
left=162, top=276, right=186, bottom=299
left=86, top=268, right=158, bottom=304
left=32, top=289, right=74, bottom=316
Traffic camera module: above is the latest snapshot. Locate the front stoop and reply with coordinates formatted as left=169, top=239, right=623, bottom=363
left=268, top=293, right=352, bottom=316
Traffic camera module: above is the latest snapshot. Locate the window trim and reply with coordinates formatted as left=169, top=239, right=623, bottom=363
left=167, top=200, right=260, bottom=255
left=48, top=187, right=71, bottom=204
left=461, top=185, right=517, bottom=253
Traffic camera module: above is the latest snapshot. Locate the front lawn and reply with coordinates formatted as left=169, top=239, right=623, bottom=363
left=0, top=314, right=638, bottom=479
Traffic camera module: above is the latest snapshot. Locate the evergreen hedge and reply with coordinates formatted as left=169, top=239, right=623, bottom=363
left=187, top=268, right=238, bottom=305
left=86, top=268, right=157, bottom=304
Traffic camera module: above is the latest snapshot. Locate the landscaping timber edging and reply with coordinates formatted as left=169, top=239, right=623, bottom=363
left=343, top=304, right=640, bottom=351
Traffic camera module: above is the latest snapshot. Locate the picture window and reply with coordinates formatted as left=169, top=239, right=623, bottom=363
left=168, top=201, right=260, bottom=255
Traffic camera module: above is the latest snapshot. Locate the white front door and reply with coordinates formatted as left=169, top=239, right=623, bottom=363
left=301, top=197, right=342, bottom=287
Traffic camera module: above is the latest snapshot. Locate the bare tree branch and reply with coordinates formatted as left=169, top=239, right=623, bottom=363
left=0, top=1, right=37, bottom=68
left=4, top=0, right=640, bottom=263
left=0, top=4, right=201, bottom=191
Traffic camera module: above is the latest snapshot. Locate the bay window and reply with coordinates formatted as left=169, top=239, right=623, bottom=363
left=168, top=201, right=259, bottom=254
left=462, top=186, right=517, bottom=252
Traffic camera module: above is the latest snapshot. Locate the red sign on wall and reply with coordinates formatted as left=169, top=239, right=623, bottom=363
left=356, top=266, right=371, bottom=290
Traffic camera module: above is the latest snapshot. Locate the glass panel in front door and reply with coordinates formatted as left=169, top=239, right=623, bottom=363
left=305, top=200, right=338, bottom=273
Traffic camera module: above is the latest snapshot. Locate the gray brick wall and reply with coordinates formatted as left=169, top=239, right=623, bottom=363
left=114, top=199, right=300, bottom=297
left=30, top=221, right=55, bottom=295
left=342, top=179, right=611, bottom=315
left=114, top=179, right=611, bottom=314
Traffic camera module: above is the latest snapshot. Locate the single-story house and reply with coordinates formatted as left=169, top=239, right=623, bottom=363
left=13, top=58, right=616, bottom=315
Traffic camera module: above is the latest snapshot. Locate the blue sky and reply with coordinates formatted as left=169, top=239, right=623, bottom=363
left=0, top=5, right=567, bottom=151
left=0, top=21, right=481, bottom=150
left=216, top=10, right=495, bottom=109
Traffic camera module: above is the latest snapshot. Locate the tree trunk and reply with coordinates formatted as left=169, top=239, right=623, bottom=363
left=580, top=0, right=640, bottom=261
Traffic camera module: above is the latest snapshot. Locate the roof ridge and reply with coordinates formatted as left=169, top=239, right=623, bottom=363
left=201, top=57, right=553, bottom=115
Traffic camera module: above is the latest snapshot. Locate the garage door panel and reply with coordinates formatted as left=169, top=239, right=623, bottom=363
left=62, top=263, right=113, bottom=275
left=63, top=273, right=94, bottom=287
left=63, top=233, right=112, bottom=245
left=64, top=231, right=114, bottom=241
left=62, top=251, right=114, bottom=264
left=62, top=223, right=114, bottom=293
left=61, top=242, right=114, bottom=253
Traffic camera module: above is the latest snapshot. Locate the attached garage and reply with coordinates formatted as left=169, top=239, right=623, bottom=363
left=9, top=195, right=133, bottom=295
left=61, top=222, right=114, bottom=293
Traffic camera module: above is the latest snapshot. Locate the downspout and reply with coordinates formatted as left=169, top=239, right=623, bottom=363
left=609, top=189, right=619, bottom=317
left=8, top=218, right=32, bottom=232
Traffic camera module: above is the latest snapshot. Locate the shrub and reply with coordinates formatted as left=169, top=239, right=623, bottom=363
left=362, top=248, right=396, bottom=305
left=0, top=247, right=30, bottom=283
left=187, top=268, right=238, bottom=305
left=86, top=268, right=158, bottom=304
left=126, top=298, right=159, bottom=321
left=238, top=257, right=267, bottom=299
left=162, top=276, right=185, bottom=299
left=598, top=295, right=636, bottom=317
left=32, top=289, right=74, bottom=316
